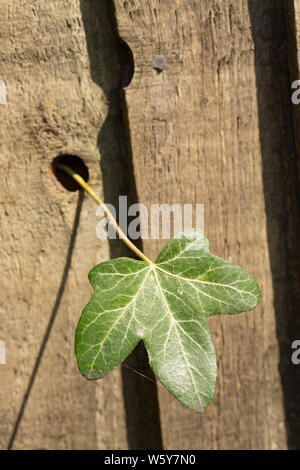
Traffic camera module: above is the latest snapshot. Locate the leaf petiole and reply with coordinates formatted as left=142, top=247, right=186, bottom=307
left=56, top=163, right=154, bottom=265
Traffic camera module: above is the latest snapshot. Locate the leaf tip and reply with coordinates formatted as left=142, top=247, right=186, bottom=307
left=82, top=367, right=103, bottom=380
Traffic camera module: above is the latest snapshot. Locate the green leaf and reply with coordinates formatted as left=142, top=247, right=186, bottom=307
left=75, top=230, right=261, bottom=412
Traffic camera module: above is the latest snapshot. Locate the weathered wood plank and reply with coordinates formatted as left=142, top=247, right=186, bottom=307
left=0, top=0, right=128, bottom=450
left=279, top=0, right=300, bottom=450
left=115, top=0, right=291, bottom=449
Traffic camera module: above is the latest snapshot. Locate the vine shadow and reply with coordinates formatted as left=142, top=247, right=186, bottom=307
left=248, top=0, right=300, bottom=449
left=7, top=190, right=84, bottom=450
left=80, top=0, right=163, bottom=450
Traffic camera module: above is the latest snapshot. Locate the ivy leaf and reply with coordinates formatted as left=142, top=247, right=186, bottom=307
left=75, top=230, right=261, bottom=412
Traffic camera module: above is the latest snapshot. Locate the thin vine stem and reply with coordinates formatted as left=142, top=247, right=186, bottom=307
left=56, top=163, right=153, bottom=265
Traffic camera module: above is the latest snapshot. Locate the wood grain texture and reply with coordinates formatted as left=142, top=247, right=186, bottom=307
left=1, top=0, right=300, bottom=450
left=0, top=0, right=128, bottom=450
left=114, top=0, right=298, bottom=449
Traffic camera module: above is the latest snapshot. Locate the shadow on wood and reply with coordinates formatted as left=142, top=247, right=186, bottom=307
left=79, top=0, right=163, bottom=450
left=7, top=190, right=84, bottom=450
left=248, top=0, right=300, bottom=450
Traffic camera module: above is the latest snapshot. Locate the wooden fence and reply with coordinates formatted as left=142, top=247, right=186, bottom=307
left=0, top=0, right=300, bottom=450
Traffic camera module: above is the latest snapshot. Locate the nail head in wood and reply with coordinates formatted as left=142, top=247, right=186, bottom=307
left=152, top=55, right=167, bottom=72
